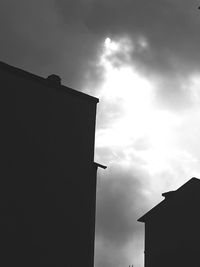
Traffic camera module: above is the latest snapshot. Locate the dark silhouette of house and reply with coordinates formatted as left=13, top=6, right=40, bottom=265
left=2, top=61, right=105, bottom=266
left=138, top=177, right=200, bottom=267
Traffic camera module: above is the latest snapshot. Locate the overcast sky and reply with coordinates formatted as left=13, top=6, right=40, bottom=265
left=2, top=1, right=200, bottom=267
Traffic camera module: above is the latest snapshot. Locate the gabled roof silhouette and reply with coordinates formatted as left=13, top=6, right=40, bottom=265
left=138, top=177, right=200, bottom=222
left=0, top=60, right=99, bottom=103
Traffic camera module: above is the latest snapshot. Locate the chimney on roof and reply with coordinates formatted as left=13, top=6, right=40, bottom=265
left=162, top=191, right=175, bottom=199
left=47, top=74, right=61, bottom=85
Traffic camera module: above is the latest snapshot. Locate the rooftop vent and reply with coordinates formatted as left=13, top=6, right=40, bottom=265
left=47, top=74, right=61, bottom=85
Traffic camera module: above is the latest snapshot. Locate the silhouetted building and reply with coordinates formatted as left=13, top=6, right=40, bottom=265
left=138, top=177, right=200, bottom=267
left=2, top=61, right=104, bottom=266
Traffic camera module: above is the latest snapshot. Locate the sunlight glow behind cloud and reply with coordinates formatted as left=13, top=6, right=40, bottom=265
left=96, top=37, right=181, bottom=176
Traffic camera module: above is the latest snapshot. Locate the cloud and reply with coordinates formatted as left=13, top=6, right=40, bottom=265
left=0, top=0, right=104, bottom=89
left=58, top=0, right=199, bottom=72
left=95, top=165, right=150, bottom=267
left=82, top=0, right=200, bottom=72
left=1, top=0, right=200, bottom=100
left=55, top=0, right=200, bottom=109
left=96, top=168, right=143, bottom=245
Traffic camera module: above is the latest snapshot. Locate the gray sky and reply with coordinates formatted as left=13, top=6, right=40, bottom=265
left=2, top=1, right=200, bottom=267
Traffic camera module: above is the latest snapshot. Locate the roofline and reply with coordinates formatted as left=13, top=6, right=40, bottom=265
left=162, top=190, right=175, bottom=198
left=0, top=61, right=99, bottom=104
left=138, top=177, right=200, bottom=223
left=137, top=199, right=166, bottom=223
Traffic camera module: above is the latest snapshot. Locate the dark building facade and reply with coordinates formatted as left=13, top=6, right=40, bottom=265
left=2, top=61, right=103, bottom=266
left=138, top=177, right=200, bottom=267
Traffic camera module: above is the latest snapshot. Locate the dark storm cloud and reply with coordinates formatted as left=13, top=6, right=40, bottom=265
left=1, top=0, right=200, bottom=94
left=95, top=165, right=150, bottom=267
left=56, top=0, right=200, bottom=74
left=96, top=169, right=146, bottom=245
left=0, top=1, right=60, bottom=70
left=0, top=0, right=104, bottom=89
left=87, top=0, right=200, bottom=72
left=50, top=0, right=200, bottom=111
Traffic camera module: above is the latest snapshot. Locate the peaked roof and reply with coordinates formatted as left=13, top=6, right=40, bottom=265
left=0, top=60, right=99, bottom=104
left=138, top=177, right=200, bottom=222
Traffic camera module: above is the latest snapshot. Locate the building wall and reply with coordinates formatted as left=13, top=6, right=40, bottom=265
left=144, top=198, right=200, bottom=267
left=2, top=64, right=98, bottom=266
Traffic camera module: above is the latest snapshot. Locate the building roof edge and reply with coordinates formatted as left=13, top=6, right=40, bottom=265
left=138, top=177, right=200, bottom=223
left=0, top=60, right=99, bottom=104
